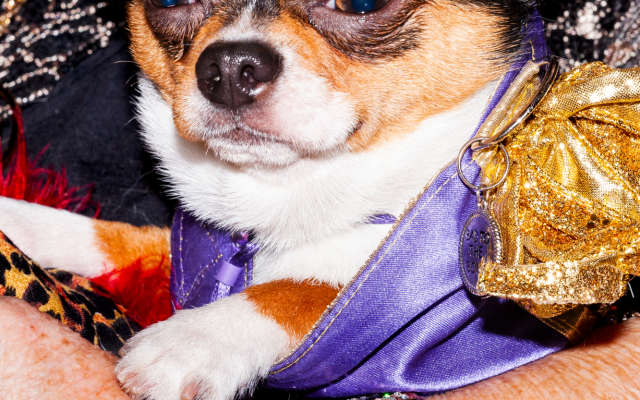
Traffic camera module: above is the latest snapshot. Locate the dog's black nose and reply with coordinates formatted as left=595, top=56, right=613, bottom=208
left=195, top=42, right=281, bottom=110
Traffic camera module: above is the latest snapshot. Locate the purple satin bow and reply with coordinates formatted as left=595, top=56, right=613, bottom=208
left=211, top=231, right=260, bottom=301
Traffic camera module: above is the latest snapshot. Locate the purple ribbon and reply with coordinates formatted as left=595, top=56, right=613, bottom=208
left=171, top=210, right=259, bottom=310
left=216, top=261, right=243, bottom=287
left=211, top=232, right=260, bottom=302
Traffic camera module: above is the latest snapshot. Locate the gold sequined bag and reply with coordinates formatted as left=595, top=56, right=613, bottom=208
left=474, top=61, right=640, bottom=343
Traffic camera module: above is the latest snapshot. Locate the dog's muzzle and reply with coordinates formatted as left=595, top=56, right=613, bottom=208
left=195, top=42, right=282, bottom=111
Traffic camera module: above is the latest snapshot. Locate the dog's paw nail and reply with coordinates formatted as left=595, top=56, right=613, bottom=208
left=115, top=370, right=131, bottom=384
left=116, top=372, right=143, bottom=396
left=181, top=381, right=201, bottom=400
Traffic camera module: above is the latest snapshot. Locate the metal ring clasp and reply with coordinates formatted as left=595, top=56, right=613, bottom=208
left=457, top=138, right=510, bottom=193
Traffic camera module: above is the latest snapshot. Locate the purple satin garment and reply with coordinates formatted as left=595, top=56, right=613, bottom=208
left=170, top=11, right=568, bottom=397
left=265, top=12, right=568, bottom=396
left=171, top=208, right=257, bottom=310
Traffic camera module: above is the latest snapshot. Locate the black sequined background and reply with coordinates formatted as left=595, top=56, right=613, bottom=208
left=2, top=0, right=639, bottom=125
left=0, top=0, right=127, bottom=117
left=543, top=0, right=639, bottom=71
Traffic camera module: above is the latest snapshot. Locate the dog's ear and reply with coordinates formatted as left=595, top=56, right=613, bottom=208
left=464, top=0, right=538, bottom=58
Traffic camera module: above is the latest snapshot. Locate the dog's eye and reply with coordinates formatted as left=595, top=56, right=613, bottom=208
left=150, top=0, right=197, bottom=8
left=326, top=0, right=387, bottom=13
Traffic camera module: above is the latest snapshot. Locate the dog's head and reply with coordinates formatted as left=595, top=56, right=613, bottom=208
left=128, top=0, right=535, bottom=167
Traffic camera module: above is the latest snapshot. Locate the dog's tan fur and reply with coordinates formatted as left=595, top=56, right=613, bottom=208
left=128, top=0, right=511, bottom=151
left=94, top=220, right=170, bottom=273
left=245, top=280, right=340, bottom=341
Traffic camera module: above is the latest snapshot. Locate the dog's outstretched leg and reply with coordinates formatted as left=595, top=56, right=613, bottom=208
left=0, top=196, right=169, bottom=277
left=116, top=281, right=339, bottom=400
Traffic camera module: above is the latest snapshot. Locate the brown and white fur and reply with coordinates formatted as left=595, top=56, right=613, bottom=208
left=0, top=0, right=549, bottom=399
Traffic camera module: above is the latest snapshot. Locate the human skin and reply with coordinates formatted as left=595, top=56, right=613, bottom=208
left=433, top=317, right=640, bottom=400
left=2, top=294, right=640, bottom=400
left=0, top=296, right=129, bottom=400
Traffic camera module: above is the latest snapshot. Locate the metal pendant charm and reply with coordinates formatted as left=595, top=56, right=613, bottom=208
left=457, top=138, right=509, bottom=296
left=455, top=57, right=557, bottom=295
left=459, top=207, right=503, bottom=296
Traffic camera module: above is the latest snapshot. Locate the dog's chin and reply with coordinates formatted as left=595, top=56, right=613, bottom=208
left=201, top=127, right=311, bottom=167
left=201, top=125, right=348, bottom=168
left=206, top=136, right=301, bottom=167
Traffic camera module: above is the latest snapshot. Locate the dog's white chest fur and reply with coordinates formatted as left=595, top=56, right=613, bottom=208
left=137, top=78, right=496, bottom=287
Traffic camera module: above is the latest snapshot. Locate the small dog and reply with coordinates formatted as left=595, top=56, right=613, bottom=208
left=0, top=0, right=537, bottom=399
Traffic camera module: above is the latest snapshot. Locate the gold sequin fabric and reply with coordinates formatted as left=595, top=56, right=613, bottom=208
left=475, top=62, right=640, bottom=342
left=0, top=230, right=139, bottom=354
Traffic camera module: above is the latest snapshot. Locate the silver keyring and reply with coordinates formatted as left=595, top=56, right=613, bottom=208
left=457, top=138, right=510, bottom=193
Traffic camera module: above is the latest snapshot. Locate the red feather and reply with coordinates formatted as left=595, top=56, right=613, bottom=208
left=91, top=255, right=173, bottom=328
left=1, top=87, right=171, bottom=328
left=0, top=87, right=98, bottom=214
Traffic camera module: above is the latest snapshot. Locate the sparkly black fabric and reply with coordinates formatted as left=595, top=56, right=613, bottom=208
left=540, top=0, right=640, bottom=72
left=0, top=0, right=127, bottom=119
left=0, top=0, right=181, bottom=227
left=11, top=39, right=177, bottom=226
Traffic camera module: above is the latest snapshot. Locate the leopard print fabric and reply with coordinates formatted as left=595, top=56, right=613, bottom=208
left=0, top=231, right=139, bottom=355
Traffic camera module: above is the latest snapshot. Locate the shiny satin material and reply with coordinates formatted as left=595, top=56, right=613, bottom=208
left=366, top=214, right=398, bottom=225
left=474, top=62, right=640, bottom=342
left=170, top=208, right=257, bottom=310
left=170, top=210, right=395, bottom=307
left=264, top=13, right=568, bottom=397
left=169, top=12, right=568, bottom=397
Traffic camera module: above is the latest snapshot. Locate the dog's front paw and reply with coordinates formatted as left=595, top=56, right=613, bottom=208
left=115, top=295, right=290, bottom=400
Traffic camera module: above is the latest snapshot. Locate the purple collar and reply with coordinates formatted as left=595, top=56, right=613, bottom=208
left=171, top=209, right=256, bottom=310
left=170, top=11, right=567, bottom=397
left=170, top=211, right=395, bottom=310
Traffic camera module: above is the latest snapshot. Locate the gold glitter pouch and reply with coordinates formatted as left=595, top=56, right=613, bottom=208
left=469, top=60, right=640, bottom=343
